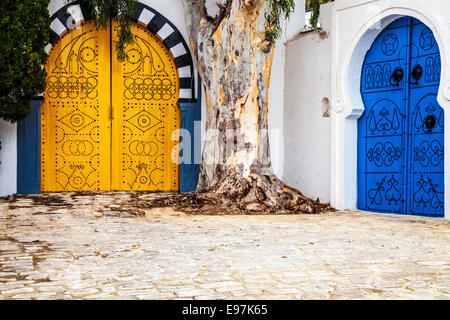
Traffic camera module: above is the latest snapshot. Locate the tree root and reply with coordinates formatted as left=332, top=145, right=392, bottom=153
left=137, top=170, right=332, bottom=215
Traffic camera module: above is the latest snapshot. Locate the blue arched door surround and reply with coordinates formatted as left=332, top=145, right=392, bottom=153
left=358, top=16, right=444, bottom=217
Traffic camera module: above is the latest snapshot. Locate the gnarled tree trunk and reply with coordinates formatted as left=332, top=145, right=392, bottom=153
left=180, top=0, right=325, bottom=214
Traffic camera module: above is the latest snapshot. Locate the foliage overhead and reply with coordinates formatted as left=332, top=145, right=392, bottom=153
left=306, top=0, right=333, bottom=29
left=0, top=0, right=50, bottom=122
left=0, top=0, right=302, bottom=123
left=78, top=0, right=136, bottom=61
left=84, top=0, right=297, bottom=51
left=265, top=0, right=296, bottom=44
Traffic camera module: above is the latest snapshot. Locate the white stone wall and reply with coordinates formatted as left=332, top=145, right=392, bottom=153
left=0, top=120, right=17, bottom=196
left=269, top=0, right=306, bottom=178
left=283, top=5, right=332, bottom=203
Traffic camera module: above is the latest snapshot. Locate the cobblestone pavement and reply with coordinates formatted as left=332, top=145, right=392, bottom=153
left=0, top=192, right=449, bottom=300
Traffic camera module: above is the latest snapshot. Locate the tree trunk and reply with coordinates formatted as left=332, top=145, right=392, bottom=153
left=180, top=0, right=325, bottom=213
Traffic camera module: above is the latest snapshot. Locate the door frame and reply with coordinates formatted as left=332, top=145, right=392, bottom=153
left=329, top=0, right=450, bottom=219
left=39, top=1, right=201, bottom=193
left=17, top=99, right=42, bottom=194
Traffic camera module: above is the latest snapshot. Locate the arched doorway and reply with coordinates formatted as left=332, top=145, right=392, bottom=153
left=358, top=16, right=444, bottom=217
left=41, top=19, right=180, bottom=192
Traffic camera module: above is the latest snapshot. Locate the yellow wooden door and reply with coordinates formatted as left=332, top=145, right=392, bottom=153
left=41, top=20, right=111, bottom=191
left=111, top=21, right=180, bottom=191
left=41, top=20, right=179, bottom=192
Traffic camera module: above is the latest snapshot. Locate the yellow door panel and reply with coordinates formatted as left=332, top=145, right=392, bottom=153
left=41, top=20, right=179, bottom=192
left=110, top=21, right=180, bottom=191
left=41, top=20, right=111, bottom=191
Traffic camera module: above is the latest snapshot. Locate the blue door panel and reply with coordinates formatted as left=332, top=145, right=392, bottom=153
left=358, top=17, right=444, bottom=217
left=386, top=17, right=410, bottom=29
left=363, top=21, right=409, bottom=63
left=408, top=20, right=444, bottom=216
left=408, top=93, right=444, bottom=216
left=358, top=17, right=410, bottom=214
left=17, top=100, right=41, bottom=194
left=363, top=99, right=404, bottom=174
left=179, top=101, right=201, bottom=193
left=179, top=78, right=202, bottom=193
left=365, top=172, right=404, bottom=213
left=410, top=21, right=440, bottom=86
left=410, top=172, right=444, bottom=217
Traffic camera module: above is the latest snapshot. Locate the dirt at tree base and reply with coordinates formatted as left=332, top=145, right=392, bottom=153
left=136, top=172, right=333, bottom=215
left=2, top=177, right=333, bottom=216
left=134, top=191, right=331, bottom=216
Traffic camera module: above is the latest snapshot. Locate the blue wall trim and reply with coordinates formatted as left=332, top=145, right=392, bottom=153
left=17, top=100, right=41, bottom=194
left=179, top=78, right=202, bottom=193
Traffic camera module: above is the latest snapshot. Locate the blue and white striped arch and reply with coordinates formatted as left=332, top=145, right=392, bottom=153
left=47, top=1, right=196, bottom=103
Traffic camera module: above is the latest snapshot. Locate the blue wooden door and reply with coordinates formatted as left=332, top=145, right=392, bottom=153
left=358, top=17, right=444, bottom=217
left=17, top=100, right=41, bottom=194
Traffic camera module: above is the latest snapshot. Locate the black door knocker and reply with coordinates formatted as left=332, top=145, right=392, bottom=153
left=390, top=68, right=404, bottom=86
left=410, top=64, right=423, bottom=85
left=424, top=114, right=437, bottom=132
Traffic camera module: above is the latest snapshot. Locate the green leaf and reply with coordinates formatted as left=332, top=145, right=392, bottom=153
left=78, top=0, right=136, bottom=61
left=0, top=0, right=50, bottom=122
left=265, top=0, right=295, bottom=45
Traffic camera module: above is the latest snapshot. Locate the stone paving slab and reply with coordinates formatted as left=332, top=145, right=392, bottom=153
left=0, top=192, right=449, bottom=300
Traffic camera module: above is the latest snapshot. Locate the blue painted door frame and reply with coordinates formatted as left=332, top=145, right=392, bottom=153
left=358, top=17, right=444, bottom=217
left=17, top=99, right=42, bottom=194
left=179, top=78, right=202, bottom=192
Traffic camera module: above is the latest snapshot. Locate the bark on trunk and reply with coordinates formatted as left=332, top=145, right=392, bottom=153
left=180, top=0, right=327, bottom=213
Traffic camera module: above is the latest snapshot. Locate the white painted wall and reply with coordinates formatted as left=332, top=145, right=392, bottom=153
left=0, top=120, right=17, bottom=196
left=269, top=0, right=306, bottom=178
left=283, top=6, right=332, bottom=203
